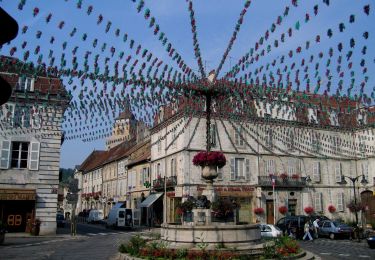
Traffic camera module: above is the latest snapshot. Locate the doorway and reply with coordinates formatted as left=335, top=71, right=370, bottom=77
left=288, top=199, right=297, bottom=216
left=266, top=200, right=274, bottom=224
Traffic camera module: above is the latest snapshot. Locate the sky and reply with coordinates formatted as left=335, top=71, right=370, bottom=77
left=0, top=0, right=373, bottom=169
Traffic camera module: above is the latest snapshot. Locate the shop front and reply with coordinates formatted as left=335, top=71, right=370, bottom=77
left=0, top=189, right=36, bottom=232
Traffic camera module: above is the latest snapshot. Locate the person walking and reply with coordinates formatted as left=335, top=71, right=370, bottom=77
left=303, top=221, right=313, bottom=241
left=313, top=218, right=320, bottom=238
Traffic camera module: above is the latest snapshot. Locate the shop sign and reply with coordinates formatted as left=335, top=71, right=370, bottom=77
left=197, top=185, right=254, bottom=196
left=166, top=191, right=175, bottom=197
left=0, top=189, right=36, bottom=200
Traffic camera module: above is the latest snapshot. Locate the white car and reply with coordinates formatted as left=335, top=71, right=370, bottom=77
left=259, top=224, right=282, bottom=238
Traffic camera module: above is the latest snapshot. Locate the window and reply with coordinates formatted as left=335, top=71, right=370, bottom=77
left=170, top=158, right=176, bottom=176
left=14, top=105, right=32, bottom=128
left=334, top=162, right=342, bottom=183
left=337, top=192, right=344, bottom=212
left=333, top=136, right=341, bottom=154
left=311, top=133, right=320, bottom=152
left=11, top=142, right=29, bottom=169
left=16, top=76, right=34, bottom=92
left=264, top=159, right=276, bottom=175
left=217, top=166, right=223, bottom=180
left=312, top=161, right=321, bottom=182
left=287, top=159, right=296, bottom=176
left=361, top=163, right=369, bottom=182
left=31, top=106, right=42, bottom=129
left=157, top=136, right=162, bottom=152
left=171, top=129, right=177, bottom=148
left=287, top=130, right=295, bottom=150
left=234, top=125, right=244, bottom=146
left=314, top=193, right=323, bottom=212
left=265, top=128, right=273, bottom=149
left=230, top=158, right=250, bottom=180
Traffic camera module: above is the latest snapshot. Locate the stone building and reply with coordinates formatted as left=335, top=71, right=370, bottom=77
left=0, top=56, right=70, bottom=234
left=150, top=94, right=375, bottom=226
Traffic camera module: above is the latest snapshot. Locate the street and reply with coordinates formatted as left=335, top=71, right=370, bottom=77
left=0, top=223, right=152, bottom=260
left=300, top=238, right=375, bottom=259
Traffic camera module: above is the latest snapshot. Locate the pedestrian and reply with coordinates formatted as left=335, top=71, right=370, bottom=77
left=313, top=218, right=320, bottom=238
left=303, top=221, right=313, bottom=241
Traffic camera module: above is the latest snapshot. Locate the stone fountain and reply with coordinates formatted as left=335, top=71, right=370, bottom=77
left=161, top=74, right=262, bottom=251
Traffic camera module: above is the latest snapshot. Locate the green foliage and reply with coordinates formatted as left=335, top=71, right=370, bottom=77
left=59, top=168, right=75, bottom=184
left=262, top=236, right=301, bottom=259
left=175, top=248, right=188, bottom=258
left=149, top=232, right=161, bottom=240
left=118, top=235, right=146, bottom=256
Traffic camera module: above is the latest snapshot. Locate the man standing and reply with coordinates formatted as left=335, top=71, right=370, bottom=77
left=313, top=218, right=320, bottom=238
left=303, top=221, right=313, bottom=241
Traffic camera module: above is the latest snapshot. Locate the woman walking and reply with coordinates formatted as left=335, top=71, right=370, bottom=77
left=303, top=221, right=313, bottom=241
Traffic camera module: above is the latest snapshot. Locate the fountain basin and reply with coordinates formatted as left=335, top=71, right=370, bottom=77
left=161, top=223, right=261, bottom=249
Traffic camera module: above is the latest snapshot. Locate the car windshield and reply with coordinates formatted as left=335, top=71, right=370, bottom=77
left=333, top=221, right=347, bottom=227
left=274, top=226, right=281, bottom=231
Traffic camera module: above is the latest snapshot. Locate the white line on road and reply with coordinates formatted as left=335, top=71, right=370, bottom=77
left=338, top=254, right=350, bottom=257
left=320, top=253, right=332, bottom=255
left=98, top=233, right=108, bottom=235
left=87, top=233, right=96, bottom=236
left=359, top=256, right=370, bottom=258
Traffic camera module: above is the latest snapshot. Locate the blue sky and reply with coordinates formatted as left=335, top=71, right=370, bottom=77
left=0, top=0, right=373, bottom=169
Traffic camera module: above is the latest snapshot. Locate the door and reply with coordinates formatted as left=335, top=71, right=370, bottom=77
left=361, top=191, right=375, bottom=225
left=288, top=199, right=297, bottom=216
left=117, top=210, right=125, bottom=227
left=266, top=200, right=274, bottom=224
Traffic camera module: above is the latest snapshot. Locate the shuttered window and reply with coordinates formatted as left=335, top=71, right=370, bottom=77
left=230, top=158, right=235, bottom=180
left=245, top=159, right=250, bottom=180
left=234, top=126, right=244, bottom=146
left=312, top=161, right=321, bottom=182
left=265, top=159, right=276, bottom=175
left=337, top=193, right=344, bottom=212
left=314, top=193, right=323, bottom=212
left=334, top=162, right=342, bottom=183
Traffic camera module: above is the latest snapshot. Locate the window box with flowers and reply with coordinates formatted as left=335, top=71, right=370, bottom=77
left=291, top=174, right=300, bottom=180
left=193, top=151, right=226, bottom=181
left=279, top=205, right=288, bottom=215
left=280, top=173, right=288, bottom=181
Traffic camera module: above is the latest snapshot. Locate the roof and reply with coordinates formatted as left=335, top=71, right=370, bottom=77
left=78, top=150, right=107, bottom=173
left=0, top=55, right=69, bottom=98
left=102, top=138, right=136, bottom=165
left=127, top=141, right=151, bottom=168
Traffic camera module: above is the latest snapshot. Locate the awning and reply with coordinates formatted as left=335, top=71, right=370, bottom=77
left=139, top=193, right=163, bottom=208
left=112, top=202, right=126, bottom=209
left=0, top=189, right=36, bottom=200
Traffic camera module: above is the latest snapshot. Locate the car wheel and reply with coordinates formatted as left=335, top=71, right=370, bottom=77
left=329, top=233, right=335, bottom=240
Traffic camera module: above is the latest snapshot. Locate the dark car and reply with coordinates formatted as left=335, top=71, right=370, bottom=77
left=318, top=220, right=353, bottom=239
left=276, top=215, right=309, bottom=239
left=56, top=213, right=65, bottom=228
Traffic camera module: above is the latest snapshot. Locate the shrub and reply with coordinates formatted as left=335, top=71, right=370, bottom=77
left=118, top=235, right=146, bottom=256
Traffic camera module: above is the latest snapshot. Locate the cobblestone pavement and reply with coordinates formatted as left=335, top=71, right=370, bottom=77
left=300, top=238, right=375, bottom=259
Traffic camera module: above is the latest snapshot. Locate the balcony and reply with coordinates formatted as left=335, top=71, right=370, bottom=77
left=258, top=175, right=307, bottom=189
left=153, top=176, right=177, bottom=191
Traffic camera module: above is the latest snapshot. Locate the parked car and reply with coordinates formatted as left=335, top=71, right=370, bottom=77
left=88, top=210, right=104, bottom=224
left=259, top=224, right=282, bottom=238
left=56, top=213, right=65, bottom=228
left=276, top=215, right=309, bottom=239
left=367, top=235, right=375, bottom=249
left=318, top=220, right=353, bottom=239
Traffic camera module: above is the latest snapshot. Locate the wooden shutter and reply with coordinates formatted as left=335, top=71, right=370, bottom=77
left=230, top=158, right=235, bottom=180
left=312, top=162, right=321, bottom=182
left=337, top=192, right=344, bottom=212
left=314, top=193, right=323, bottom=212
left=0, top=140, right=11, bottom=169
left=334, top=162, right=342, bottom=183
left=245, top=158, right=250, bottom=180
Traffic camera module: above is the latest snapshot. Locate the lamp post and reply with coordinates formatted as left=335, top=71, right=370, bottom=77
left=340, top=174, right=368, bottom=227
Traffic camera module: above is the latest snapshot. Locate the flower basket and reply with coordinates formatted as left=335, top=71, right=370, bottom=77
left=279, top=205, right=288, bottom=215
left=347, top=201, right=364, bottom=213
left=291, top=174, right=300, bottom=180
left=253, top=207, right=264, bottom=215
left=304, top=206, right=314, bottom=215
left=280, top=173, right=288, bottom=181
left=192, top=151, right=226, bottom=168
left=328, top=205, right=336, bottom=213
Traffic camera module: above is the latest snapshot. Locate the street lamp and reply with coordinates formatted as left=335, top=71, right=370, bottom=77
left=340, top=175, right=368, bottom=227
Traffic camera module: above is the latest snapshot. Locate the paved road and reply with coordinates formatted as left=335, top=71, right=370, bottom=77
left=0, top=223, right=152, bottom=260
left=300, top=238, right=375, bottom=259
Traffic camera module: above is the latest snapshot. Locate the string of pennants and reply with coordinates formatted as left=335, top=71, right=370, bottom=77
left=0, top=0, right=373, bottom=153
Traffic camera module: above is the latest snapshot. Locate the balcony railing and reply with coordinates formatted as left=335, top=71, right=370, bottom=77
left=153, top=175, right=177, bottom=191
left=258, top=175, right=307, bottom=188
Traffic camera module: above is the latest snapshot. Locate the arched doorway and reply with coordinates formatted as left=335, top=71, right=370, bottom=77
left=361, top=190, right=375, bottom=226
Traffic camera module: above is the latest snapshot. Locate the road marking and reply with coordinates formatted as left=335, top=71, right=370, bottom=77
left=359, top=256, right=370, bottom=258
left=87, top=233, right=96, bottom=236
left=320, top=253, right=332, bottom=255
left=98, top=233, right=108, bottom=235
left=338, top=254, right=350, bottom=257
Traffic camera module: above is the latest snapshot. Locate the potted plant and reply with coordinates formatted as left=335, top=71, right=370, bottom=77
left=347, top=201, right=364, bottom=213
left=0, top=220, right=7, bottom=244
left=279, top=205, right=288, bottom=215
left=193, top=151, right=226, bottom=181
left=253, top=207, right=265, bottom=215
left=328, top=205, right=336, bottom=214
